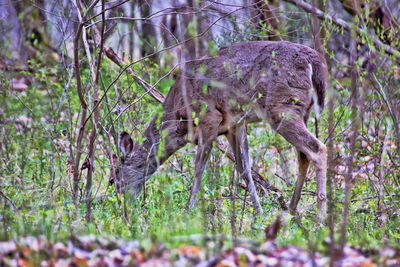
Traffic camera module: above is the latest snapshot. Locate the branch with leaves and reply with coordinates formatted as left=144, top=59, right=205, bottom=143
left=285, top=0, right=400, bottom=59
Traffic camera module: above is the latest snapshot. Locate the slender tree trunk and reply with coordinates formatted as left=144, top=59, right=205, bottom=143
left=252, top=0, right=282, bottom=41
left=72, top=0, right=87, bottom=212
left=129, top=1, right=135, bottom=59
left=85, top=0, right=106, bottom=222
left=340, top=23, right=359, bottom=255
left=138, top=0, right=157, bottom=60
left=312, top=0, right=337, bottom=264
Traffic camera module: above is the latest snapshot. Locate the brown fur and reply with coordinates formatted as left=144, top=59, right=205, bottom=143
left=119, top=41, right=328, bottom=220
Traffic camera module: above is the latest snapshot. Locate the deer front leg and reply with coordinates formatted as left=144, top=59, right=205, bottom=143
left=227, top=126, right=263, bottom=215
left=289, top=151, right=310, bottom=215
left=187, top=139, right=213, bottom=209
left=187, top=108, right=221, bottom=209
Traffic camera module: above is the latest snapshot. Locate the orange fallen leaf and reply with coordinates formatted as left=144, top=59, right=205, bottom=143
left=131, top=250, right=144, bottom=263
left=179, top=245, right=203, bottom=258
left=360, top=260, right=377, bottom=267
left=216, top=259, right=237, bottom=267
left=18, top=259, right=33, bottom=267
left=73, top=256, right=88, bottom=266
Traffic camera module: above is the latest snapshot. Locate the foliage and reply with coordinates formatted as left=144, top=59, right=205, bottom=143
left=1, top=0, right=400, bottom=262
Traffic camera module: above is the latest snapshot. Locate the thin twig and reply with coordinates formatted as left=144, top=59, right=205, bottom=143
left=0, top=189, right=16, bottom=211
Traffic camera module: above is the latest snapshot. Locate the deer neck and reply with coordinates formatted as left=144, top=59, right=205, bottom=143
left=127, top=111, right=188, bottom=193
left=137, top=114, right=182, bottom=175
left=138, top=117, right=163, bottom=178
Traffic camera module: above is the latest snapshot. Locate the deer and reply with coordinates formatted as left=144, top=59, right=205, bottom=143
left=118, top=41, right=328, bottom=222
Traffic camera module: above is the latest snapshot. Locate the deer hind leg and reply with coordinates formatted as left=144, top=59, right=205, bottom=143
left=227, top=125, right=263, bottom=215
left=289, top=151, right=310, bottom=215
left=274, top=115, right=327, bottom=223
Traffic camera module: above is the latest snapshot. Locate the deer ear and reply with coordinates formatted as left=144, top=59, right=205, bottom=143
left=120, top=131, right=133, bottom=157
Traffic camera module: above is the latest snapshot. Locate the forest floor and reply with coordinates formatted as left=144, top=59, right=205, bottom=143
left=1, top=223, right=399, bottom=267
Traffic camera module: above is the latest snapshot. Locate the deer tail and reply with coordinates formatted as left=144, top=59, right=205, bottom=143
left=310, top=56, right=327, bottom=119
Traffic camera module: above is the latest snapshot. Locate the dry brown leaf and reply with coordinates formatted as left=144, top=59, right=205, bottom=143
left=18, top=258, right=34, bottom=267
left=360, top=260, right=378, bottom=267
left=179, top=245, right=203, bottom=258
left=73, top=256, right=88, bottom=266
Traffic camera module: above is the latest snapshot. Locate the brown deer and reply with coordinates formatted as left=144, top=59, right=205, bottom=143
left=119, top=41, right=328, bottom=221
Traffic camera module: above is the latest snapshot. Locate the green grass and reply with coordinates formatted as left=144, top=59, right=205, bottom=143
left=1, top=58, right=399, bottom=254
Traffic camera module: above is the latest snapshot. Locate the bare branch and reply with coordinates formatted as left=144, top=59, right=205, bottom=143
left=104, top=48, right=165, bottom=103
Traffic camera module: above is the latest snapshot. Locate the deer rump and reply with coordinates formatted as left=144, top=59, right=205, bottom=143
left=119, top=41, right=328, bottom=220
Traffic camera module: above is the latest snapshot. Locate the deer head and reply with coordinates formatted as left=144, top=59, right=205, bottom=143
left=118, top=132, right=148, bottom=196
